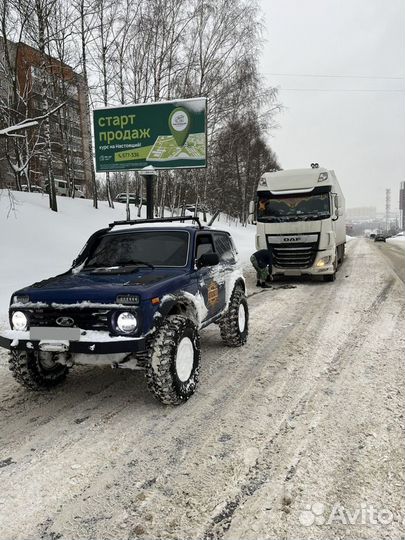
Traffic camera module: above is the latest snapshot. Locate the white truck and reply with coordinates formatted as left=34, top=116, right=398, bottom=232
left=250, top=166, right=346, bottom=282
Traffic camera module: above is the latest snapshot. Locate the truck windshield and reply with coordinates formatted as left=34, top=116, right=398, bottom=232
left=257, top=191, right=331, bottom=222
left=84, top=230, right=189, bottom=268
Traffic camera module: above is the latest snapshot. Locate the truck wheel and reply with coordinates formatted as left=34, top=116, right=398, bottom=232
left=8, top=350, right=68, bottom=390
left=219, top=286, right=249, bottom=347
left=146, top=315, right=201, bottom=405
left=339, top=244, right=345, bottom=264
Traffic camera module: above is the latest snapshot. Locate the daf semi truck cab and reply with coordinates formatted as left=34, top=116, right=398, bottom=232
left=251, top=166, right=346, bottom=282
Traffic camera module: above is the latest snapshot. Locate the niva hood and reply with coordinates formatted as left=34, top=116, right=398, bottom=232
left=12, top=267, right=189, bottom=306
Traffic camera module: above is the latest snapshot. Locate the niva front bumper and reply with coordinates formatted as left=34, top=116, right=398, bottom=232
left=0, top=329, right=147, bottom=355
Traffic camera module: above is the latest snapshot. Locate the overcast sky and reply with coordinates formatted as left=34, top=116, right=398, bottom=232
left=259, top=0, right=405, bottom=213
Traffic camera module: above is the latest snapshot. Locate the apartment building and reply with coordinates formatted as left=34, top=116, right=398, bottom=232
left=0, top=39, right=92, bottom=194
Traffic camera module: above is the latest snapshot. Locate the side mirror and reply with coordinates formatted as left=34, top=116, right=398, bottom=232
left=197, top=252, right=219, bottom=268
left=331, top=193, right=339, bottom=221
left=248, top=200, right=257, bottom=224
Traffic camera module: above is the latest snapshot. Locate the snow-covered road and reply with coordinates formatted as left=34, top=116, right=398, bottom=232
left=0, top=237, right=404, bottom=540
left=375, top=238, right=405, bottom=283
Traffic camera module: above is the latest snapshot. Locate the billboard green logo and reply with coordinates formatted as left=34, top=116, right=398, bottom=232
left=93, top=98, right=206, bottom=172
left=169, top=107, right=190, bottom=147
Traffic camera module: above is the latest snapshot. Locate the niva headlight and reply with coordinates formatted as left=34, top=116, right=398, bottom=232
left=11, top=311, right=28, bottom=331
left=115, top=312, right=138, bottom=334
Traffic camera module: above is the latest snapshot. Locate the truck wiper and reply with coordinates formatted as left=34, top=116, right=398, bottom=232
left=259, top=216, right=283, bottom=222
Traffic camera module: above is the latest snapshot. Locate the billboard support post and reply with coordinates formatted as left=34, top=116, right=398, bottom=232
left=141, top=166, right=157, bottom=220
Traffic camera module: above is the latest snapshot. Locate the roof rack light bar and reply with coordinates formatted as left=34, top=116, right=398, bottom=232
left=109, top=216, right=203, bottom=229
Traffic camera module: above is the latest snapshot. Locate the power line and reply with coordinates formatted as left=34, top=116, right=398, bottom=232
left=265, top=72, right=404, bottom=80
left=279, top=87, right=405, bottom=93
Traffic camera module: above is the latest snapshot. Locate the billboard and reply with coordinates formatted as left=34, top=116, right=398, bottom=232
left=93, top=97, right=206, bottom=172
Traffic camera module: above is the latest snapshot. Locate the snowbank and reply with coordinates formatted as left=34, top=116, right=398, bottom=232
left=387, top=234, right=405, bottom=249
left=0, top=190, right=255, bottom=329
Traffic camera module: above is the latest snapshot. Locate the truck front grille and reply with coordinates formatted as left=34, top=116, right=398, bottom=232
left=269, top=242, right=319, bottom=269
left=266, top=232, right=320, bottom=270
left=28, top=308, right=110, bottom=331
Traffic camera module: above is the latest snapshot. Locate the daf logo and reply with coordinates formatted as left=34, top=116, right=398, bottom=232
left=284, top=237, right=300, bottom=242
left=56, top=316, right=74, bottom=327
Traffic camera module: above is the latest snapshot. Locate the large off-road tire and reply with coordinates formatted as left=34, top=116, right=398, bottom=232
left=8, top=350, right=68, bottom=390
left=145, top=315, right=201, bottom=405
left=219, top=286, right=249, bottom=347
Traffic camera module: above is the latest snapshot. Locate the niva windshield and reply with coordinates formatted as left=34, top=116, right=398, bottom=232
left=85, top=230, right=189, bottom=268
left=257, top=191, right=331, bottom=222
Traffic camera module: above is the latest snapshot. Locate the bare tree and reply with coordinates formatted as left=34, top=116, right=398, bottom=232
left=90, top=0, right=119, bottom=208
left=73, top=0, right=98, bottom=208
left=0, top=0, right=39, bottom=191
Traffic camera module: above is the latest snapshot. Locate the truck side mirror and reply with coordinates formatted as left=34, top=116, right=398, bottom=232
left=197, top=252, right=219, bottom=269
left=331, top=193, right=339, bottom=221
left=248, top=200, right=256, bottom=224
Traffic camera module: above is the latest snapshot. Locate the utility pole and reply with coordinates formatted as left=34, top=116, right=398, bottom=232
left=400, top=181, right=405, bottom=231
left=385, top=188, right=391, bottom=232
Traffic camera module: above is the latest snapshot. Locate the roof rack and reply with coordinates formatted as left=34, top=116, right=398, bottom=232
left=108, top=216, right=204, bottom=229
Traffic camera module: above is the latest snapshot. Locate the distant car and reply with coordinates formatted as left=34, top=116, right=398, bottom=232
left=45, top=180, right=85, bottom=198
left=114, top=193, right=140, bottom=204
left=185, top=204, right=208, bottom=214
left=21, top=184, right=43, bottom=193
left=374, top=234, right=386, bottom=242
left=369, top=233, right=376, bottom=239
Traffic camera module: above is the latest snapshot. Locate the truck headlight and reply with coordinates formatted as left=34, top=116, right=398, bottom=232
left=316, top=256, right=331, bottom=268
left=318, top=172, right=328, bottom=182
left=116, top=312, right=137, bottom=334
left=11, top=311, right=28, bottom=331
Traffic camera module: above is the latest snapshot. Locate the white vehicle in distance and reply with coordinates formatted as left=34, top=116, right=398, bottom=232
left=21, top=184, right=44, bottom=193
left=45, top=179, right=85, bottom=198
left=115, top=193, right=140, bottom=204
left=250, top=165, right=346, bottom=282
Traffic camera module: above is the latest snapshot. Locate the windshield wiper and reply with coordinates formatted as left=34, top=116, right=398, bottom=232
left=115, top=259, right=155, bottom=269
left=259, top=216, right=283, bottom=222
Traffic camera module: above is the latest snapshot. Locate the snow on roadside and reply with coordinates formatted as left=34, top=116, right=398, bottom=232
left=0, top=190, right=255, bottom=329
left=387, top=235, right=405, bottom=249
